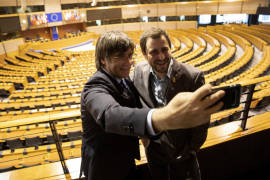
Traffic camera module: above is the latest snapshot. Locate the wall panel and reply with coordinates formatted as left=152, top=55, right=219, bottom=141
left=86, top=21, right=197, bottom=34
left=177, top=2, right=197, bottom=16
left=44, top=0, right=61, bottom=13
left=140, top=22, right=158, bottom=30
left=77, top=0, right=90, bottom=3
left=26, top=0, right=44, bottom=6
left=197, top=2, right=218, bottom=15
left=139, top=4, right=158, bottom=17
left=218, top=1, right=242, bottom=14
left=122, top=6, right=140, bottom=19
left=0, top=43, right=5, bottom=55
left=158, top=4, right=177, bottom=16
left=176, top=21, right=197, bottom=29
left=158, top=22, right=177, bottom=30
left=21, top=27, right=51, bottom=40
left=123, top=23, right=140, bottom=32
left=0, top=0, right=17, bottom=7
left=242, top=1, right=261, bottom=14
left=86, top=25, right=106, bottom=34
left=254, top=0, right=269, bottom=7
left=104, top=24, right=123, bottom=32
left=61, top=0, right=78, bottom=4
left=57, top=23, right=84, bottom=38
left=3, top=38, right=24, bottom=53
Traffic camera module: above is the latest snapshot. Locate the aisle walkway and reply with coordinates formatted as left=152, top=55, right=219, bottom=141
left=65, top=41, right=95, bottom=52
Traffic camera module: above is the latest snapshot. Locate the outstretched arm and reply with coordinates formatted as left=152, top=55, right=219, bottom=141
left=152, top=84, right=224, bottom=132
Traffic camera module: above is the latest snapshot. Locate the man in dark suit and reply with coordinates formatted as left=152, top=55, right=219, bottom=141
left=80, top=30, right=224, bottom=180
left=131, top=27, right=210, bottom=180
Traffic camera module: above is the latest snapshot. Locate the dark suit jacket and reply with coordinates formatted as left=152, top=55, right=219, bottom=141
left=81, top=68, right=150, bottom=180
left=131, top=59, right=209, bottom=160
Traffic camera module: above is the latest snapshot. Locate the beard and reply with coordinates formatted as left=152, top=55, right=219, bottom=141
left=152, top=57, right=171, bottom=74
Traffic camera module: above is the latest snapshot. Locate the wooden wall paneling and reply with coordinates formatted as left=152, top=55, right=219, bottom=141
left=0, top=43, right=5, bottom=55
left=60, top=0, right=78, bottom=4
left=158, top=21, right=177, bottom=30
left=3, top=38, right=24, bottom=53
left=47, top=21, right=63, bottom=27
left=96, top=25, right=106, bottom=34
left=197, top=1, right=218, bottom=15
left=86, top=25, right=106, bottom=34
left=21, top=28, right=51, bottom=40
left=242, top=1, right=261, bottom=14
left=177, top=2, right=197, bottom=16
left=26, top=0, right=44, bottom=6
left=57, top=23, right=84, bottom=38
left=218, top=1, right=242, bottom=14
left=140, top=22, right=158, bottom=31
left=104, top=23, right=123, bottom=32
left=255, top=0, right=270, bottom=7
left=44, top=0, right=61, bottom=13
left=49, top=26, right=53, bottom=40
left=123, top=23, right=141, bottom=32
left=28, top=24, right=48, bottom=30
left=176, top=21, right=197, bottom=29
left=77, top=0, right=90, bottom=3
left=158, top=3, right=177, bottom=17
left=139, top=4, right=158, bottom=17
left=81, top=22, right=87, bottom=31
left=0, top=0, right=17, bottom=7
left=122, top=6, right=140, bottom=19
left=86, top=21, right=198, bottom=34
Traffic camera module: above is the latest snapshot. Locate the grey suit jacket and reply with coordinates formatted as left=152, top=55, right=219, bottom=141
left=131, top=59, right=209, bottom=158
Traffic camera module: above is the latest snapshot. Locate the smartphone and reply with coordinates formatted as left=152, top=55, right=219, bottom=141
left=212, top=84, right=241, bottom=111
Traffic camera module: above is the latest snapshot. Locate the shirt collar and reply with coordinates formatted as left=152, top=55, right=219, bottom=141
left=150, top=58, right=173, bottom=80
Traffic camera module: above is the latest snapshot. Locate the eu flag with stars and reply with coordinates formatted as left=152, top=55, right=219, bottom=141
left=46, top=12, right=62, bottom=23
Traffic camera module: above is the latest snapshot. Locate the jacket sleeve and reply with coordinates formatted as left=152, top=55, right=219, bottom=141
left=190, top=71, right=210, bottom=151
left=82, top=81, right=150, bottom=137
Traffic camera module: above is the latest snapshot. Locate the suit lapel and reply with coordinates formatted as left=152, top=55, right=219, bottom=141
left=136, top=64, right=155, bottom=108
left=166, top=60, right=192, bottom=101
left=166, top=61, right=179, bottom=101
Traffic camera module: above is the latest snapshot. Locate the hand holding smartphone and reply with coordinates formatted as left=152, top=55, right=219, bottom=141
left=212, top=84, right=241, bottom=111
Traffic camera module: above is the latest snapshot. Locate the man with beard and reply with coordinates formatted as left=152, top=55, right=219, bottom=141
left=81, top=30, right=224, bottom=180
left=131, top=27, right=209, bottom=180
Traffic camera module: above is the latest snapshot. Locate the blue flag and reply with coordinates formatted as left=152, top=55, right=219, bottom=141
left=46, top=12, right=62, bottom=23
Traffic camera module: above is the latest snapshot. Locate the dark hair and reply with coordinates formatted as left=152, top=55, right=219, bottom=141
left=140, top=27, right=171, bottom=55
left=95, top=31, right=135, bottom=69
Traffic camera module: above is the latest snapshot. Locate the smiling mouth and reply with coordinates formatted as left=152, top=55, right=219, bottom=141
left=155, top=61, right=167, bottom=66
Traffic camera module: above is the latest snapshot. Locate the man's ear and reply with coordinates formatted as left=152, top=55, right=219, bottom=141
left=143, top=52, right=147, bottom=59
left=101, top=59, right=106, bottom=66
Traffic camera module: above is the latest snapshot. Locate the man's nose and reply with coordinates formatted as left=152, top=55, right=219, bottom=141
left=158, top=52, right=165, bottom=60
left=129, top=58, right=134, bottom=66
